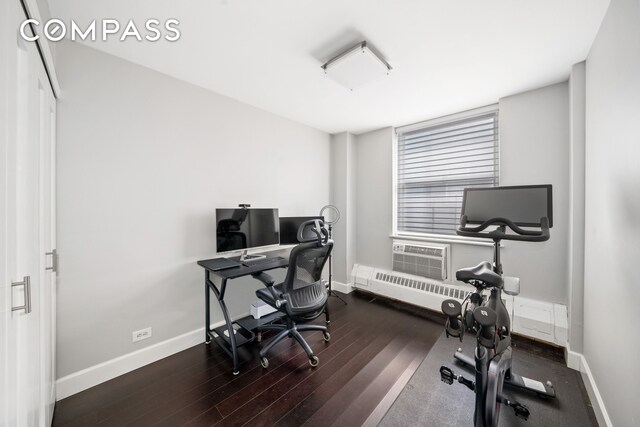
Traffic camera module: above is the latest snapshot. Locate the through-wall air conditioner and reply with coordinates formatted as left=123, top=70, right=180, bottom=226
left=392, top=240, right=451, bottom=283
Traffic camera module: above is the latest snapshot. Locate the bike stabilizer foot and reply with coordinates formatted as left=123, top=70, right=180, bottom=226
left=509, top=400, right=530, bottom=420
left=440, top=366, right=474, bottom=391
left=499, top=396, right=530, bottom=421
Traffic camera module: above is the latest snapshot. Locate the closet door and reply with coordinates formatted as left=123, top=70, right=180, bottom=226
left=0, top=0, right=12, bottom=423
left=11, top=32, right=45, bottom=427
left=38, top=60, right=57, bottom=427
left=1, top=0, right=57, bottom=425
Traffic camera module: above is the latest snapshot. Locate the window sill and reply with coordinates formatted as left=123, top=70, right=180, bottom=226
left=389, top=233, right=498, bottom=247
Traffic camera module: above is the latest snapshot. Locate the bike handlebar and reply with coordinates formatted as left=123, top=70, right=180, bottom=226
left=456, top=216, right=550, bottom=242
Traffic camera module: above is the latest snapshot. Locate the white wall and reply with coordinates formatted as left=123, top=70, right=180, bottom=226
left=354, top=127, right=395, bottom=270
left=584, top=0, right=640, bottom=425
left=34, top=0, right=51, bottom=21
left=568, top=62, right=586, bottom=353
left=353, top=84, right=570, bottom=304
left=330, top=132, right=356, bottom=284
left=56, top=41, right=330, bottom=378
left=498, top=82, right=570, bottom=304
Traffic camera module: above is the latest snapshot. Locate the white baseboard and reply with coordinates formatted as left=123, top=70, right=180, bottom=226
left=564, top=342, right=582, bottom=371
left=331, top=281, right=354, bottom=294
left=562, top=346, right=612, bottom=427
left=56, top=319, right=227, bottom=400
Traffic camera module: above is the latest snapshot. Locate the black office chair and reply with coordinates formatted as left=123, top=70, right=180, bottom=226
left=252, top=219, right=333, bottom=368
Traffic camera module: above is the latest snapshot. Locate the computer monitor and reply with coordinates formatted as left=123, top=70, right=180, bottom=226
left=279, top=216, right=324, bottom=244
left=215, top=208, right=280, bottom=253
left=461, top=185, right=553, bottom=227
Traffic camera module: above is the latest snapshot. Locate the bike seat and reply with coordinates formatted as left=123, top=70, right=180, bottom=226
left=456, top=262, right=504, bottom=288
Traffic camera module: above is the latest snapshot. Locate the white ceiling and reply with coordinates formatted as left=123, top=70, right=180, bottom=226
left=50, top=0, right=609, bottom=134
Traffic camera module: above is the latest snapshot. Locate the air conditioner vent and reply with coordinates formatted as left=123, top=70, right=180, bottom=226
left=392, top=240, right=451, bottom=282
left=404, top=245, right=443, bottom=257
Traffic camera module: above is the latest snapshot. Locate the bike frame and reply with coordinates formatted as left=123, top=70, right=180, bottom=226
left=468, top=239, right=512, bottom=426
left=442, top=186, right=555, bottom=426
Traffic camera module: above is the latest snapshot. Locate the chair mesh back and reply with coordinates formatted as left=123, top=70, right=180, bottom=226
left=283, top=241, right=333, bottom=297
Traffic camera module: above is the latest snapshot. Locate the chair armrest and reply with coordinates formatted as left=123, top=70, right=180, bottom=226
left=251, top=272, right=286, bottom=307
left=251, top=272, right=275, bottom=287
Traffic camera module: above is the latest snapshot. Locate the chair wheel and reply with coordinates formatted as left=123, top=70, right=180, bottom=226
left=256, top=332, right=262, bottom=343
left=309, top=355, right=319, bottom=367
left=260, top=357, right=269, bottom=369
left=322, top=331, right=331, bottom=342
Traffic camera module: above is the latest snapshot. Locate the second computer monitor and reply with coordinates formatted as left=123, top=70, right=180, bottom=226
left=279, top=216, right=324, bottom=244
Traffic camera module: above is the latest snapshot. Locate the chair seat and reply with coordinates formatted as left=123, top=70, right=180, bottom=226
left=256, top=280, right=327, bottom=317
left=456, top=261, right=503, bottom=288
left=255, top=283, right=283, bottom=306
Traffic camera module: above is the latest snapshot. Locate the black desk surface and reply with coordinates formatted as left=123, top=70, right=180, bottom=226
left=197, top=256, right=289, bottom=279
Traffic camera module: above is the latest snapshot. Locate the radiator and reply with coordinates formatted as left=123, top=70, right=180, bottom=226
left=351, top=264, right=469, bottom=313
left=351, top=264, right=568, bottom=346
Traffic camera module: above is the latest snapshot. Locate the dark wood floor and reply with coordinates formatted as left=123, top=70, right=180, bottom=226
left=52, top=291, right=443, bottom=426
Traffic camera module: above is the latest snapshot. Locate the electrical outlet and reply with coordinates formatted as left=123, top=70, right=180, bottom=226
left=132, top=327, right=152, bottom=343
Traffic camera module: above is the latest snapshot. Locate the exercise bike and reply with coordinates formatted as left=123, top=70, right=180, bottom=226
left=439, top=185, right=556, bottom=426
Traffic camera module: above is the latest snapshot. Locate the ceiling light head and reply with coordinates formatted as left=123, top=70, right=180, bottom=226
left=321, top=41, right=391, bottom=91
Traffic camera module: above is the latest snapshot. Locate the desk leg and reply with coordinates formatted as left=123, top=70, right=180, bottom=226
left=207, top=277, right=240, bottom=375
left=205, top=272, right=212, bottom=344
left=219, top=295, right=240, bottom=375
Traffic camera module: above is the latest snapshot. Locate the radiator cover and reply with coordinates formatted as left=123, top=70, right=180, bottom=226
left=351, top=264, right=568, bottom=346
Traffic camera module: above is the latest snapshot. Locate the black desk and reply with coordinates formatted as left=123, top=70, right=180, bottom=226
left=197, top=256, right=289, bottom=374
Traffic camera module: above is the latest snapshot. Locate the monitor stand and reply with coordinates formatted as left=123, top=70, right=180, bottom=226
left=239, top=250, right=266, bottom=262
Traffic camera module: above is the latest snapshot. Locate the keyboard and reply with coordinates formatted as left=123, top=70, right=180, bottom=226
left=242, top=256, right=285, bottom=267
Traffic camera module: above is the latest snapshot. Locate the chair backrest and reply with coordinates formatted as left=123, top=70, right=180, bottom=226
left=281, top=220, right=333, bottom=299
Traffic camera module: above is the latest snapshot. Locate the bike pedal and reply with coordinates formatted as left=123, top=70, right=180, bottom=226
left=439, top=366, right=454, bottom=385
left=512, top=402, right=530, bottom=420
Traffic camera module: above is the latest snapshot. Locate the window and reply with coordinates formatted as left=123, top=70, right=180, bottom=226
left=395, top=108, right=499, bottom=236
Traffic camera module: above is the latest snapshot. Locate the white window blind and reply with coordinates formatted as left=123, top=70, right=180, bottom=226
left=396, top=110, right=499, bottom=235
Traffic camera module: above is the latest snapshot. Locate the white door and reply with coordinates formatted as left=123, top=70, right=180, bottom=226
left=38, top=64, right=57, bottom=427
left=0, top=0, right=11, bottom=422
left=0, top=0, right=57, bottom=425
